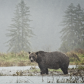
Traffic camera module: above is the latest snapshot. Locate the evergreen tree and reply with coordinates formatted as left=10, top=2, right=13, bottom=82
left=60, top=3, right=84, bottom=52
left=74, top=4, right=84, bottom=48
left=6, top=0, right=34, bottom=52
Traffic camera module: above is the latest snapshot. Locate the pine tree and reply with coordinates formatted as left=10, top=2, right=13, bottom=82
left=6, top=0, right=34, bottom=52
left=75, top=4, right=84, bottom=49
left=60, top=3, right=84, bottom=52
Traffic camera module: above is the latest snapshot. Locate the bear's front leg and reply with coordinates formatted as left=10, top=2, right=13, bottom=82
left=46, top=68, right=48, bottom=74
left=40, top=68, right=47, bottom=74
left=38, top=62, right=46, bottom=75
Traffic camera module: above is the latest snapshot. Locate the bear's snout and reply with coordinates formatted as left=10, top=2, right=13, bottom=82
left=30, top=57, right=34, bottom=62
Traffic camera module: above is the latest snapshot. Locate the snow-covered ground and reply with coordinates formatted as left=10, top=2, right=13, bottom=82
left=0, top=65, right=83, bottom=84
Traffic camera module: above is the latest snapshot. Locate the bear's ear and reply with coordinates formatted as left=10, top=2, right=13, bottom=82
left=28, top=52, right=31, bottom=54
left=35, top=52, right=38, bottom=55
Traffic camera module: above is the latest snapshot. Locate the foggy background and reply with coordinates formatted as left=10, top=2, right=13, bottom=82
left=0, top=0, right=84, bottom=52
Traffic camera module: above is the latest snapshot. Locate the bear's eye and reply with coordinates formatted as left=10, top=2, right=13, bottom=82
left=29, top=57, right=31, bottom=59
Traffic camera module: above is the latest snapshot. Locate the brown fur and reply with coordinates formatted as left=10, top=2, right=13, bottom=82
left=29, top=51, right=69, bottom=74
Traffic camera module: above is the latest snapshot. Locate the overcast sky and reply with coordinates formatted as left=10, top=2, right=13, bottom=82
left=0, top=0, right=84, bottom=52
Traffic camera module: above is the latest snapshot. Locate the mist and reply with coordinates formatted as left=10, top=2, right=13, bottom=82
left=0, top=0, right=84, bottom=52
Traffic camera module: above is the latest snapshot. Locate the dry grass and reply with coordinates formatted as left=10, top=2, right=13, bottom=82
left=0, top=50, right=84, bottom=66
left=0, top=51, right=37, bottom=66
left=66, top=49, right=84, bottom=65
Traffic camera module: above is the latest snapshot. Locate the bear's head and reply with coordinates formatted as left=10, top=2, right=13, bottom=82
left=28, top=52, right=38, bottom=62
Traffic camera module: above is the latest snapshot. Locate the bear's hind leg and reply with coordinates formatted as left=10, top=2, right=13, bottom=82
left=64, top=66, right=68, bottom=74
left=61, top=66, right=68, bottom=74
left=65, top=67, right=68, bottom=74
left=61, top=68, right=66, bottom=74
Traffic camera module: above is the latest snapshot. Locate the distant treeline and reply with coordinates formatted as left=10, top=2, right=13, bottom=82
left=60, top=3, right=84, bottom=52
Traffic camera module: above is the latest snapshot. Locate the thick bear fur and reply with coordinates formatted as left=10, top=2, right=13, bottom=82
left=29, top=51, right=69, bottom=75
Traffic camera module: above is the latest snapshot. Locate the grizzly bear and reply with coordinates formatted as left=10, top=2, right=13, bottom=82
left=29, top=51, right=69, bottom=75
